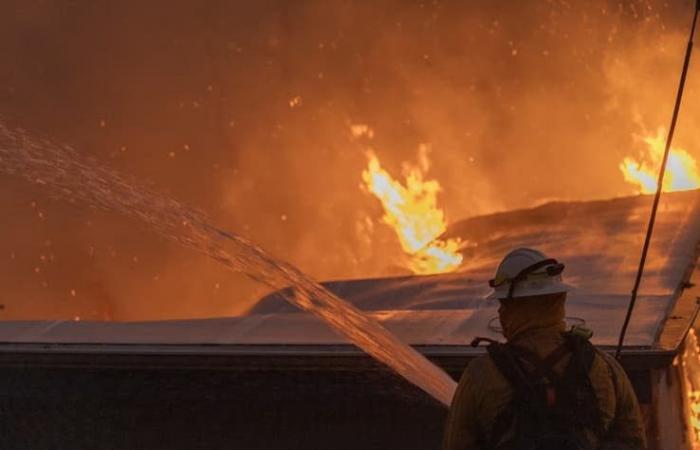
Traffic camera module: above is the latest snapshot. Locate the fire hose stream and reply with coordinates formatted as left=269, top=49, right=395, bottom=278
left=0, top=122, right=457, bottom=407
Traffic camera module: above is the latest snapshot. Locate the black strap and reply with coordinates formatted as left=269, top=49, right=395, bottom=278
left=559, top=334, right=606, bottom=438
left=487, top=343, right=535, bottom=393
left=485, top=332, right=605, bottom=449
left=486, top=332, right=596, bottom=388
left=510, top=344, right=571, bottom=383
left=487, top=338, right=572, bottom=389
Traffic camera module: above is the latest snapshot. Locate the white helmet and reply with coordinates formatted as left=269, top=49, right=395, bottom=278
left=486, top=248, right=574, bottom=300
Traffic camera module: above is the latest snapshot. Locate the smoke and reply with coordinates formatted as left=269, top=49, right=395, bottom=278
left=0, top=0, right=698, bottom=320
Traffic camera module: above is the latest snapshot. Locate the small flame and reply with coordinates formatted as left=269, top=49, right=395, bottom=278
left=620, top=128, right=700, bottom=194
left=362, top=151, right=463, bottom=274
left=679, top=329, right=700, bottom=447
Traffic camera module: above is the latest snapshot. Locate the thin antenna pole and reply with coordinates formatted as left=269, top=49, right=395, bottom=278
left=615, top=2, right=700, bottom=360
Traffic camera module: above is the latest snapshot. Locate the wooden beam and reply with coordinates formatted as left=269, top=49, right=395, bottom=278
left=656, top=264, right=700, bottom=352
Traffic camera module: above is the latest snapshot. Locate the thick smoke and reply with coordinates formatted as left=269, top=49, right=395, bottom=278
left=0, top=0, right=697, bottom=320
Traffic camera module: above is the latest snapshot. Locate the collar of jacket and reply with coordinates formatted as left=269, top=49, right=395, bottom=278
left=508, top=322, right=567, bottom=344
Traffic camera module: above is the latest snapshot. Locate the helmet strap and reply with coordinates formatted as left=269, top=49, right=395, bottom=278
left=506, top=258, right=561, bottom=299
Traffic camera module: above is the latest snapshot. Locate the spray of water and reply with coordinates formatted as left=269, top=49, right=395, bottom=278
left=0, top=121, right=457, bottom=406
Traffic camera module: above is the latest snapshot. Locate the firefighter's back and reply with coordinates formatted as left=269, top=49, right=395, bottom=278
left=444, top=327, right=646, bottom=450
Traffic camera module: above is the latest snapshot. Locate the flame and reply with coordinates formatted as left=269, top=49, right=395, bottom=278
left=361, top=151, right=463, bottom=274
left=620, top=128, right=700, bottom=194
left=679, top=329, right=700, bottom=448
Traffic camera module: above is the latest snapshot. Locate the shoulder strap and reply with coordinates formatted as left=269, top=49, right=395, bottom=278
left=558, top=331, right=606, bottom=438
left=486, top=343, right=532, bottom=391
left=563, top=331, right=595, bottom=367
left=486, top=333, right=606, bottom=450
left=487, top=340, right=575, bottom=391
left=485, top=343, right=534, bottom=450
left=511, top=344, right=570, bottom=384
left=486, top=342, right=572, bottom=450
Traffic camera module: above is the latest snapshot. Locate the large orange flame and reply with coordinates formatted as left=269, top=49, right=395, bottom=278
left=362, top=152, right=463, bottom=275
left=620, top=128, right=700, bottom=194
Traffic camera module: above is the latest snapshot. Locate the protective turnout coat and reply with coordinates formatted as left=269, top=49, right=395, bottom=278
left=443, top=299, right=646, bottom=450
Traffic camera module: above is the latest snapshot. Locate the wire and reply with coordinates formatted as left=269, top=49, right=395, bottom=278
left=615, top=3, right=700, bottom=360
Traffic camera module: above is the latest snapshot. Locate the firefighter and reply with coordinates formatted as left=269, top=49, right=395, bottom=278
left=444, top=248, right=646, bottom=450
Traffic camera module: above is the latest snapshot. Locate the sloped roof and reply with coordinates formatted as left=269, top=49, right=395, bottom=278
left=1, top=192, right=699, bottom=349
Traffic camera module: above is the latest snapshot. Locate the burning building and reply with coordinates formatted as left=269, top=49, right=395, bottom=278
left=3, top=1, right=700, bottom=449
left=1, top=188, right=699, bottom=449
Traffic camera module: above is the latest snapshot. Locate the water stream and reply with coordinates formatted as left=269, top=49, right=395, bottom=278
left=0, top=121, right=457, bottom=406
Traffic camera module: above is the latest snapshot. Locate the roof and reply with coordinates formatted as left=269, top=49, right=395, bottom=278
left=1, top=191, right=698, bottom=354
